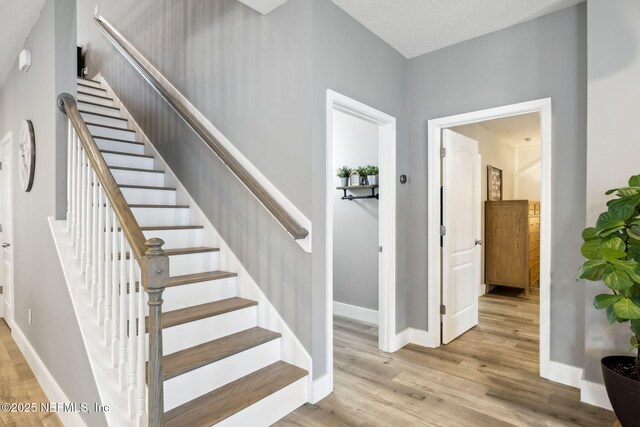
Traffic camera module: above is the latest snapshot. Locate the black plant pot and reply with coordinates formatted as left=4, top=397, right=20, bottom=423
left=601, top=355, right=640, bottom=426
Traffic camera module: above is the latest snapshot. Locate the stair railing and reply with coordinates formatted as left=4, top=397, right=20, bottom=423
left=59, top=93, right=167, bottom=427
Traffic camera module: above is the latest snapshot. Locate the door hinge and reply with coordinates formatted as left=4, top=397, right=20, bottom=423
left=379, top=246, right=383, bottom=253
left=0, top=224, right=3, bottom=233
left=440, top=147, right=446, bottom=158
left=440, top=304, right=446, bottom=315
left=440, top=226, right=447, bottom=236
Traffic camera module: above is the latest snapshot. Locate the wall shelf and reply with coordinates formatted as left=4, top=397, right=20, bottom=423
left=337, top=185, right=379, bottom=201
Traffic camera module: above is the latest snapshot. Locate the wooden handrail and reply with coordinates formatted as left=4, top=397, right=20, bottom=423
left=93, top=17, right=309, bottom=241
left=58, top=93, right=148, bottom=262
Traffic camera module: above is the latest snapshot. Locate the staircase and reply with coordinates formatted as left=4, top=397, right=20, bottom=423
left=52, top=76, right=310, bottom=426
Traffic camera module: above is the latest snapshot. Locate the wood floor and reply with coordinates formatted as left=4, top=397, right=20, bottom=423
left=278, top=287, right=616, bottom=427
left=0, top=320, right=62, bottom=427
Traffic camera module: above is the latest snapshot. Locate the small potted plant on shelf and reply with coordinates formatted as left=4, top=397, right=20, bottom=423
left=579, top=173, right=640, bottom=426
left=336, top=166, right=351, bottom=187
left=365, top=165, right=379, bottom=186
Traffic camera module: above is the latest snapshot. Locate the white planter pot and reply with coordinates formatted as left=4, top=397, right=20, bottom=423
left=339, top=177, right=349, bottom=186
left=367, top=175, right=379, bottom=186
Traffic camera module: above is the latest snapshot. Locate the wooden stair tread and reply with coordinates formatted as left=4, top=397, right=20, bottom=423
left=168, top=270, right=238, bottom=287
left=118, top=247, right=219, bottom=260
left=109, top=166, right=163, bottom=173
left=147, top=298, right=257, bottom=332
left=128, top=204, right=189, bottom=209
left=79, top=110, right=127, bottom=121
left=141, top=225, right=201, bottom=230
left=78, top=90, right=113, bottom=101
left=101, top=150, right=154, bottom=159
left=120, top=184, right=176, bottom=191
left=86, top=121, right=136, bottom=132
left=78, top=76, right=101, bottom=84
left=77, top=100, right=120, bottom=111
left=163, top=361, right=307, bottom=427
left=161, top=327, right=281, bottom=380
left=77, top=82, right=106, bottom=91
left=94, top=136, right=144, bottom=145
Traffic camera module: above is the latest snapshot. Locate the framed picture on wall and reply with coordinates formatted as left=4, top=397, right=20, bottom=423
left=488, top=165, right=503, bottom=201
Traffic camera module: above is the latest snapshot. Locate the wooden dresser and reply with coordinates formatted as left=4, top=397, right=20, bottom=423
left=485, top=200, right=540, bottom=297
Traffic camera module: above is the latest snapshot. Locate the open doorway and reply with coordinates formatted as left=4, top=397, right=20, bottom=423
left=0, top=132, right=14, bottom=328
left=426, top=99, right=553, bottom=378
left=324, top=90, right=396, bottom=395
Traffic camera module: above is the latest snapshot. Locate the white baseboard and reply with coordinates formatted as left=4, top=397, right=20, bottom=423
left=11, top=324, right=87, bottom=427
left=310, top=374, right=333, bottom=404
left=541, top=360, right=583, bottom=388
left=581, top=379, right=613, bottom=411
left=390, top=327, right=436, bottom=352
left=333, top=302, right=378, bottom=325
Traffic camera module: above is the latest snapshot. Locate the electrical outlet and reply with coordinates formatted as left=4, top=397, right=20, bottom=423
left=94, top=4, right=99, bottom=16
left=28, top=309, right=32, bottom=325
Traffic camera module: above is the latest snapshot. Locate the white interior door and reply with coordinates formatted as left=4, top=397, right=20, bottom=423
left=442, top=129, right=481, bottom=344
left=0, top=134, right=13, bottom=324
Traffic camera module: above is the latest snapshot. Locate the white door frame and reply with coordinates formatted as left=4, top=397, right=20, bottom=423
left=324, top=89, right=397, bottom=392
left=0, top=132, right=14, bottom=327
left=426, top=98, right=552, bottom=377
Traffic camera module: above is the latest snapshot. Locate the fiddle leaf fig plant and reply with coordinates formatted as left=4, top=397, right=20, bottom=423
left=579, top=174, right=640, bottom=365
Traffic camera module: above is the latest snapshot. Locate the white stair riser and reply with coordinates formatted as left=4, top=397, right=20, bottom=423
left=88, top=125, right=137, bottom=142
left=95, top=139, right=145, bottom=155
left=168, top=251, right=220, bottom=277
left=131, top=207, right=190, bottom=227
left=164, top=338, right=281, bottom=411
left=78, top=85, right=109, bottom=97
left=161, top=277, right=237, bottom=312
left=80, top=112, right=128, bottom=128
left=77, top=78, right=103, bottom=89
left=111, top=169, right=165, bottom=187
left=120, top=187, right=176, bottom=205
left=141, top=228, right=201, bottom=248
left=103, top=152, right=154, bottom=170
left=154, top=306, right=258, bottom=355
left=77, top=101, right=121, bottom=117
left=218, top=377, right=308, bottom=427
left=78, top=92, right=115, bottom=107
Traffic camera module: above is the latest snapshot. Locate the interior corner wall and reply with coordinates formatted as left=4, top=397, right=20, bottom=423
left=585, top=0, right=640, bottom=383
left=408, top=4, right=587, bottom=368
left=0, top=0, right=105, bottom=425
left=332, top=109, right=379, bottom=311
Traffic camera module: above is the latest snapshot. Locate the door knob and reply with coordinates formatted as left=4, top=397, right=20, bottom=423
left=2, top=243, right=10, bottom=248
left=475, top=240, right=483, bottom=246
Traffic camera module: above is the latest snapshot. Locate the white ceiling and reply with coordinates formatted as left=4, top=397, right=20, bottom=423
left=0, top=0, right=46, bottom=89
left=479, top=113, right=541, bottom=148
left=330, top=0, right=584, bottom=58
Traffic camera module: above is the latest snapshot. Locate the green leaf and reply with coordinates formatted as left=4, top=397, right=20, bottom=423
left=606, top=305, right=617, bottom=324
left=602, top=248, right=628, bottom=261
left=612, top=298, right=640, bottom=320
left=618, top=187, right=640, bottom=197
left=581, top=239, right=602, bottom=259
left=606, top=188, right=620, bottom=196
left=582, top=227, right=598, bottom=241
left=631, top=335, right=639, bottom=349
left=596, top=212, right=625, bottom=234
left=601, top=236, right=626, bottom=251
left=579, top=259, right=606, bottom=281
left=608, top=195, right=640, bottom=220
left=594, top=294, right=623, bottom=309
left=631, top=320, right=640, bottom=336
left=628, top=241, right=640, bottom=261
left=629, top=175, right=640, bottom=187
left=628, top=226, right=640, bottom=241
left=603, top=264, right=634, bottom=290
left=600, top=237, right=627, bottom=261
left=611, top=259, right=640, bottom=282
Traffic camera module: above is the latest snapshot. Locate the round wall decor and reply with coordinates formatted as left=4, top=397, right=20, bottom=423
left=19, top=119, right=36, bottom=192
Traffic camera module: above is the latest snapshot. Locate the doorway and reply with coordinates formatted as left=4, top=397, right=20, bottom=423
left=426, top=99, right=552, bottom=377
left=0, top=132, right=13, bottom=327
left=324, top=90, right=396, bottom=396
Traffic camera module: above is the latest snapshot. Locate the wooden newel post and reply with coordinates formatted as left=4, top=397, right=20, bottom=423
left=141, top=238, right=169, bottom=427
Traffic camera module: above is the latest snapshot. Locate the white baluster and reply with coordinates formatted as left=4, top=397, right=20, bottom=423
left=89, top=170, right=97, bottom=296
left=97, top=186, right=105, bottom=325
left=66, top=120, right=72, bottom=232
left=119, top=228, right=128, bottom=390
left=111, top=212, right=120, bottom=367
left=127, top=240, right=137, bottom=418
left=75, top=144, right=82, bottom=255
left=103, top=199, right=112, bottom=344
left=136, top=267, right=146, bottom=425
left=79, top=150, right=86, bottom=264
left=70, top=129, right=78, bottom=244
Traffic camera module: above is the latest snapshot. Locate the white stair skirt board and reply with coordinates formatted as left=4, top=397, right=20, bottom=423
left=217, top=377, right=308, bottom=427
left=48, top=218, right=139, bottom=427
left=97, top=74, right=312, bottom=378
left=164, top=338, right=281, bottom=411
left=11, top=324, right=88, bottom=427
left=333, top=302, right=378, bottom=325
left=581, top=380, right=613, bottom=411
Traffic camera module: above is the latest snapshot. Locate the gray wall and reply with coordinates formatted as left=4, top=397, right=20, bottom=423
left=407, top=4, right=587, bottom=367
left=584, top=0, right=640, bottom=383
left=332, top=109, right=379, bottom=311
left=0, top=0, right=105, bottom=425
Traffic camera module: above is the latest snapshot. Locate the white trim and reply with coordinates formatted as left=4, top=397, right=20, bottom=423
left=94, top=21, right=312, bottom=252
left=0, top=132, right=14, bottom=326
left=333, top=302, right=379, bottom=325
left=310, top=374, right=333, bottom=404
left=426, top=99, right=554, bottom=377
left=11, top=323, right=87, bottom=427
left=326, top=90, right=397, bottom=398
left=389, top=327, right=431, bottom=352
left=580, top=380, right=613, bottom=410
left=543, top=360, right=583, bottom=388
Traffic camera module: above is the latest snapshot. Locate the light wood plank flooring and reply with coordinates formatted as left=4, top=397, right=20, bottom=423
left=0, top=320, right=62, bottom=427
left=278, top=287, right=615, bottom=427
